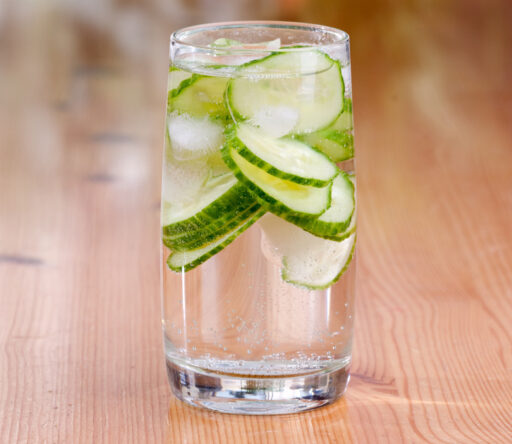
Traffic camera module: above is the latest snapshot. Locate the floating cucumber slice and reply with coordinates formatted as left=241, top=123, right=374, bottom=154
left=322, top=174, right=356, bottom=241
left=287, top=172, right=354, bottom=237
left=222, top=144, right=332, bottom=218
left=168, top=66, right=193, bottom=92
left=168, top=74, right=229, bottom=119
left=299, top=129, right=353, bottom=162
left=331, top=98, right=353, bottom=132
left=163, top=187, right=257, bottom=240
left=163, top=202, right=261, bottom=252
left=259, top=214, right=355, bottom=289
left=282, top=232, right=356, bottom=289
left=167, top=208, right=264, bottom=272
left=322, top=208, right=356, bottom=242
left=227, top=51, right=344, bottom=134
left=162, top=173, right=247, bottom=236
left=226, top=123, right=337, bottom=187
left=297, top=97, right=354, bottom=161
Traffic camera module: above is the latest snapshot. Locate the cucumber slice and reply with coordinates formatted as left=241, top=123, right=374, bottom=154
left=287, top=172, right=354, bottom=237
left=331, top=98, right=353, bottom=132
left=282, top=233, right=356, bottom=289
left=299, top=129, right=353, bottom=162
left=168, top=74, right=229, bottom=119
left=259, top=214, right=355, bottom=289
left=226, top=123, right=337, bottom=187
left=323, top=208, right=356, bottom=242
left=163, top=202, right=261, bottom=251
left=322, top=174, right=356, bottom=241
left=163, top=186, right=257, bottom=240
left=222, top=144, right=332, bottom=218
left=227, top=51, right=344, bottom=134
left=167, top=208, right=264, bottom=272
left=168, top=66, right=193, bottom=92
left=162, top=173, right=248, bottom=236
left=297, top=97, right=354, bottom=161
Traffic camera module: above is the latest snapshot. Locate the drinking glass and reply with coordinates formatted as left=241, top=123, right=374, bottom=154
left=161, top=21, right=356, bottom=414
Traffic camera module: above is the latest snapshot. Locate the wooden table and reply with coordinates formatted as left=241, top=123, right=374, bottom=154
left=1, top=0, right=511, bottom=442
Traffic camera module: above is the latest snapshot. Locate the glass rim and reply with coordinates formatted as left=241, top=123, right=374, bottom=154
left=170, top=21, right=350, bottom=54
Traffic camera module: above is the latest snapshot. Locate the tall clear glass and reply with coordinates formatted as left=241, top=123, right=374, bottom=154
left=161, top=21, right=356, bottom=414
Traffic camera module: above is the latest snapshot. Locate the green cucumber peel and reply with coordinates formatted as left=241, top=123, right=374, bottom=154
left=298, top=130, right=354, bottom=162
left=167, top=208, right=264, bottom=272
left=224, top=124, right=337, bottom=187
left=163, top=203, right=261, bottom=251
left=167, top=74, right=230, bottom=120
left=221, top=143, right=332, bottom=220
left=162, top=178, right=253, bottom=236
left=284, top=171, right=355, bottom=237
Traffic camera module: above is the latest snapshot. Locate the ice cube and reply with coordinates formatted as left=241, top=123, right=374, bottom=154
left=162, top=157, right=209, bottom=205
left=168, top=112, right=224, bottom=161
left=250, top=106, right=299, bottom=138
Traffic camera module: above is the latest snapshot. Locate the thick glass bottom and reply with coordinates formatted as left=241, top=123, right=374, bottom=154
left=166, top=358, right=350, bottom=415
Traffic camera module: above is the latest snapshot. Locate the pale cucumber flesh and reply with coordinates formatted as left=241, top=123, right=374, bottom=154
left=259, top=214, right=355, bottom=289
left=168, top=75, right=230, bottom=119
left=227, top=51, right=344, bottom=134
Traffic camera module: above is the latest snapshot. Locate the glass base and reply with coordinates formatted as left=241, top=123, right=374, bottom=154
left=166, top=359, right=350, bottom=415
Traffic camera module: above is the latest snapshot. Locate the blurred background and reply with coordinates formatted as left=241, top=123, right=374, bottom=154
left=2, top=0, right=510, bottom=228
left=1, top=0, right=510, bottom=266
left=1, top=0, right=510, bottom=186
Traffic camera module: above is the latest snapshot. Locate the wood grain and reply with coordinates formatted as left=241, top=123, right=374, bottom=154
left=1, top=0, right=511, bottom=442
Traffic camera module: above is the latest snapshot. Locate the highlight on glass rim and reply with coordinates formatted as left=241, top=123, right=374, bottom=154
left=161, top=22, right=356, bottom=414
